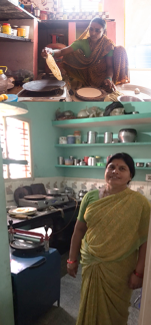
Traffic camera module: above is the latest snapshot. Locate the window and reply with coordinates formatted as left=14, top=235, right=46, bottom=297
left=0, top=117, right=32, bottom=179
left=62, top=0, right=100, bottom=12
left=125, top=0, right=151, bottom=69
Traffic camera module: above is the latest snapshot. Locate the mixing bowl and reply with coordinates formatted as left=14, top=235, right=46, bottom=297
left=118, top=128, right=137, bottom=143
left=117, top=95, right=144, bottom=102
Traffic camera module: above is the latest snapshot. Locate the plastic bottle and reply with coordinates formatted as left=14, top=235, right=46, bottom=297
left=0, top=67, right=8, bottom=95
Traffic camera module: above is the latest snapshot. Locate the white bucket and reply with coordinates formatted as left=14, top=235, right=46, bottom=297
left=20, top=25, right=30, bottom=39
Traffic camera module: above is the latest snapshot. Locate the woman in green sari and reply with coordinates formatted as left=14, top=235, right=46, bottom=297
left=67, top=153, right=150, bottom=325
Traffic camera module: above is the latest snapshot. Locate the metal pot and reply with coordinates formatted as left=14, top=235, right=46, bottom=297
left=118, top=128, right=137, bottom=143
left=146, top=162, right=151, bottom=167
left=34, top=7, right=40, bottom=18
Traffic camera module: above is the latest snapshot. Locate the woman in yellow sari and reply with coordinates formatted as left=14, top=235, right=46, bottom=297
left=42, top=18, right=129, bottom=92
left=67, top=153, right=150, bottom=325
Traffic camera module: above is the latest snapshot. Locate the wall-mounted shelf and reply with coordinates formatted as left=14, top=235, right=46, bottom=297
left=0, top=0, right=39, bottom=20
left=3, top=158, right=28, bottom=165
left=55, top=142, right=151, bottom=148
left=0, top=33, right=32, bottom=42
left=52, top=113, right=151, bottom=132
left=55, top=165, right=151, bottom=170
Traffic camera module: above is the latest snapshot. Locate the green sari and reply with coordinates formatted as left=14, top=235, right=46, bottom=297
left=76, top=188, right=150, bottom=325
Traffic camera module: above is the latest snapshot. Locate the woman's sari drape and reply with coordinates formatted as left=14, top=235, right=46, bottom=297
left=76, top=188, right=150, bottom=325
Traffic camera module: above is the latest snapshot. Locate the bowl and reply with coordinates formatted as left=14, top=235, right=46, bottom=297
left=118, top=128, right=137, bottom=143
left=117, top=95, right=144, bottom=102
left=146, top=162, right=151, bottom=167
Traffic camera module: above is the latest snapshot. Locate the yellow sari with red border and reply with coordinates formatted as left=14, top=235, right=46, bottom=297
left=76, top=188, right=150, bottom=325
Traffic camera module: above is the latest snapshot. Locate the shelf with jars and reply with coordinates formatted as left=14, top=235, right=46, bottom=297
left=53, top=113, right=151, bottom=176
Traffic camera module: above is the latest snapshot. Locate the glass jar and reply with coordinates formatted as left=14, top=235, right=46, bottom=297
left=2, top=23, right=11, bottom=35
left=95, top=156, right=101, bottom=163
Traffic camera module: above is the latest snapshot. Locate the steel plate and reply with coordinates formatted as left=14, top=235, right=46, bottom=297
left=23, top=79, right=66, bottom=92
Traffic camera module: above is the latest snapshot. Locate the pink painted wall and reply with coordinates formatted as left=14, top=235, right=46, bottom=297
left=104, top=0, right=125, bottom=46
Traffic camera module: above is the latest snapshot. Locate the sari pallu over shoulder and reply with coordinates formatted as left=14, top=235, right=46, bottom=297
left=81, top=188, right=150, bottom=264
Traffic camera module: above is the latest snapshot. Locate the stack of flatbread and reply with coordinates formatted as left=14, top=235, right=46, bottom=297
left=46, top=53, right=62, bottom=81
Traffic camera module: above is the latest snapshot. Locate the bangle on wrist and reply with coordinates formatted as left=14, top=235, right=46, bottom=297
left=51, top=50, right=55, bottom=57
left=67, top=259, right=77, bottom=264
left=133, top=270, right=143, bottom=278
left=105, top=77, right=112, bottom=81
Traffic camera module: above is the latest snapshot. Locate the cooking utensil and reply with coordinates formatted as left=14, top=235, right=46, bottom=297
left=23, top=79, right=66, bottom=92
left=34, top=7, right=40, bottom=18
left=110, top=108, right=125, bottom=116
left=78, top=190, right=87, bottom=200
left=58, top=156, right=64, bottom=165
left=117, top=95, right=144, bottom=102
left=104, top=132, right=113, bottom=143
left=118, top=129, right=137, bottom=143
left=136, top=162, right=144, bottom=167
left=87, top=131, right=98, bottom=144
left=146, top=162, right=151, bottom=167
left=24, top=195, right=46, bottom=200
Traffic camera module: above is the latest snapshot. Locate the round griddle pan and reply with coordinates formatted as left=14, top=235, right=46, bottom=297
left=24, top=194, right=46, bottom=200
left=23, top=79, right=66, bottom=92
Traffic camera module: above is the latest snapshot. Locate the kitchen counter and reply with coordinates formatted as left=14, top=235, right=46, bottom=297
left=7, top=200, right=79, bottom=229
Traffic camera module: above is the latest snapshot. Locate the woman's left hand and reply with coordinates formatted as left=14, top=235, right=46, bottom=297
left=128, top=272, right=143, bottom=289
left=104, top=79, right=116, bottom=91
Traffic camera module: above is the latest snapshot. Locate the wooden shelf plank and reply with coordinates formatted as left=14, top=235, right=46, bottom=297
left=0, top=33, right=32, bottom=42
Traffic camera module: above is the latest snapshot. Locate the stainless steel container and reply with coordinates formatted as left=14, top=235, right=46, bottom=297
left=104, top=132, right=113, bottom=143
left=34, top=7, right=40, bottom=18
left=58, top=156, right=64, bottom=165
left=118, top=129, right=137, bottom=143
left=73, top=159, right=78, bottom=165
left=87, top=131, right=98, bottom=144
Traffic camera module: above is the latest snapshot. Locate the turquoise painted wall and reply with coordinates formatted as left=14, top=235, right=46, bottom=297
left=9, top=102, right=151, bottom=181
left=0, top=146, right=15, bottom=324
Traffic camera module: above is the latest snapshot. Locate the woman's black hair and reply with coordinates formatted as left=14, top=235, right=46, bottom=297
left=91, top=17, right=106, bottom=30
left=106, top=153, right=135, bottom=182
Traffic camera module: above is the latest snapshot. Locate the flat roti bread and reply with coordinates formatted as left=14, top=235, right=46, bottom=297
left=46, top=54, right=62, bottom=81
left=77, top=87, right=102, bottom=98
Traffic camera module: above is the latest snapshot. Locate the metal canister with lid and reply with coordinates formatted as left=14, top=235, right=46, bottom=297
left=74, top=130, right=81, bottom=144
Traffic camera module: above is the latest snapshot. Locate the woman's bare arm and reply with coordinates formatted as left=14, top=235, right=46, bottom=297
left=128, top=242, right=147, bottom=289
left=41, top=46, right=74, bottom=59
left=67, top=220, right=87, bottom=278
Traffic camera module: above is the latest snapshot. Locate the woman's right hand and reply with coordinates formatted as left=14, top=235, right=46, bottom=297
left=67, top=261, right=79, bottom=278
left=41, top=47, right=53, bottom=59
